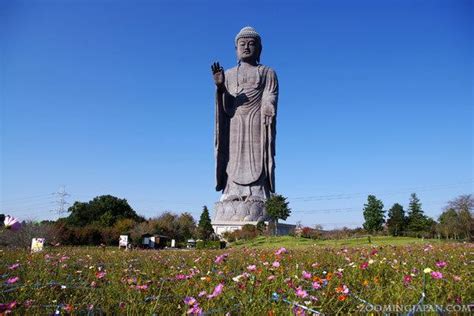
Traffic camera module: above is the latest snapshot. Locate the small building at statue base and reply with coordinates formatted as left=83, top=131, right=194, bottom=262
left=212, top=220, right=295, bottom=236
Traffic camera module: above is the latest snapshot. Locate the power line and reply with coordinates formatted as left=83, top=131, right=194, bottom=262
left=290, top=180, right=473, bottom=201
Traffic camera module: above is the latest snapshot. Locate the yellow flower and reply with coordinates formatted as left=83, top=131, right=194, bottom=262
left=423, top=268, right=432, bottom=273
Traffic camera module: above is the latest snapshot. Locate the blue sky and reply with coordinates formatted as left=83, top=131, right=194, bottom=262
left=1, top=0, right=472, bottom=229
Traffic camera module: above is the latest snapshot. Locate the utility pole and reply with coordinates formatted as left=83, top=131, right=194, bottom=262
left=53, top=186, right=70, bottom=217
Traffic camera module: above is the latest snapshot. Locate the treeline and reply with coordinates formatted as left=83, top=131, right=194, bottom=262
left=292, top=194, right=473, bottom=242
left=361, top=193, right=472, bottom=240
left=0, top=195, right=216, bottom=248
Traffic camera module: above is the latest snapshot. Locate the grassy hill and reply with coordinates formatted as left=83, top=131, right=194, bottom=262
left=231, top=235, right=444, bottom=249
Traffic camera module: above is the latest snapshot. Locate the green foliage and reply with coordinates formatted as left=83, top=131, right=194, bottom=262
left=195, top=240, right=225, bottom=249
left=65, top=195, right=140, bottom=227
left=256, top=220, right=267, bottom=233
left=386, top=203, right=406, bottom=236
left=362, top=195, right=385, bottom=233
left=438, top=194, right=473, bottom=240
left=406, top=193, right=431, bottom=232
left=197, top=206, right=214, bottom=240
left=265, top=194, right=291, bottom=235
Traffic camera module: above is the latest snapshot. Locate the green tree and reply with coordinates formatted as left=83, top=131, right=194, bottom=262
left=176, top=212, right=197, bottom=241
left=386, top=203, right=406, bottom=236
left=197, top=206, right=214, bottom=240
left=265, top=194, right=291, bottom=235
left=66, top=195, right=141, bottom=227
left=442, top=194, right=473, bottom=240
left=406, top=193, right=429, bottom=232
left=362, top=195, right=385, bottom=233
left=152, top=212, right=178, bottom=238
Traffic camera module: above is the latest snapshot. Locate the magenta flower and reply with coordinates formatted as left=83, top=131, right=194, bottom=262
left=184, top=296, right=197, bottom=306
left=3, top=215, right=21, bottom=231
left=312, top=281, right=321, bottom=289
left=360, top=262, right=369, bottom=270
left=0, top=301, right=17, bottom=312
left=430, top=271, right=443, bottom=279
left=403, top=275, right=412, bottom=285
left=295, top=286, right=308, bottom=298
left=302, top=271, right=311, bottom=279
left=6, top=276, right=19, bottom=284
left=176, top=274, right=188, bottom=280
left=293, top=306, right=306, bottom=316
left=275, top=247, right=287, bottom=255
left=187, top=304, right=203, bottom=315
left=135, top=284, right=148, bottom=291
left=214, top=253, right=228, bottom=264
left=207, top=283, right=224, bottom=299
left=8, top=263, right=20, bottom=270
left=272, top=261, right=280, bottom=268
left=435, top=261, right=447, bottom=268
left=247, top=264, right=257, bottom=272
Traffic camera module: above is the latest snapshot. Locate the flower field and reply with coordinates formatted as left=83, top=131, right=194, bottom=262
left=0, top=241, right=472, bottom=314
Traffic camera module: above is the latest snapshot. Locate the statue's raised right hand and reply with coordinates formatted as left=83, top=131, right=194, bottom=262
left=211, top=62, right=225, bottom=89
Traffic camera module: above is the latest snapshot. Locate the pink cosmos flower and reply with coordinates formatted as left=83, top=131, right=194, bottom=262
left=302, top=271, right=311, bottom=279
left=275, top=247, right=287, bottom=255
left=198, top=291, right=207, bottom=297
left=214, top=253, right=228, bottom=264
left=295, top=286, right=308, bottom=298
left=6, top=276, right=19, bottom=284
left=293, top=306, right=306, bottom=316
left=184, top=296, right=197, bottom=306
left=135, top=284, right=148, bottom=291
left=0, top=301, right=17, bottom=312
left=403, top=275, right=412, bottom=285
left=312, top=281, right=321, bottom=289
left=267, top=275, right=275, bottom=281
left=95, top=271, right=106, bottom=279
left=176, top=274, right=188, bottom=280
left=435, top=261, right=447, bottom=268
left=3, top=215, right=21, bottom=231
left=430, top=271, right=443, bottom=279
left=272, top=261, right=280, bottom=268
left=360, top=262, right=369, bottom=270
left=23, top=300, right=34, bottom=309
left=207, top=283, right=224, bottom=299
left=8, top=263, right=20, bottom=270
left=247, top=265, right=256, bottom=272
left=187, top=304, right=203, bottom=315
left=423, top=244, right=433, bottom=252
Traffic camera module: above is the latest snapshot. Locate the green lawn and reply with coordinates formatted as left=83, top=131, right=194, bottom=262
left=231, top=235, right=445, bottom=248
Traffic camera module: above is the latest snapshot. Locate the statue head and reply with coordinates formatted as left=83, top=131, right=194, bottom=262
left=235, top=26, right=262, bottom=64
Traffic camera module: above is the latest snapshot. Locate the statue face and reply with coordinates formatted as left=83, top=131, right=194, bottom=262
left=236, top=38, right=259, bottom=63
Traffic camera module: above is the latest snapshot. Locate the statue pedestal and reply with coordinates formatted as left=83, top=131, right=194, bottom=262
left=212, top=220, right=260, bottom=235
left=214, top=199, right=267, bottom=222
left=212, top=200, right=268, bottom=236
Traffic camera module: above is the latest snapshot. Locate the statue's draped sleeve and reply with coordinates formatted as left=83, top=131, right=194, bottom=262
left=261, top=67, right=278, bottom=193
left=215, top=84, right=234, bottom=191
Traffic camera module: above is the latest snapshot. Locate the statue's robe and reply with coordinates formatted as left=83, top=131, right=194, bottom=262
left=215, top=64, right=278, bottom=199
